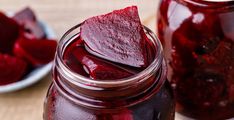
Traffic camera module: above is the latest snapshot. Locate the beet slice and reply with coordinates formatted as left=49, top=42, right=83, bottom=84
left=111, top=110, right=133, bottom=120
left=13, top=36, right=57, bottom=66
left=72, top=45, right=133, bottom=80
left=177, top=71, right=227, bottom=108
left=81, top=6, right=148, bottom=67
left=96, top=109, right=133, bottom=120
left=0, top=54, right=27, bottom=85
left=13, top=7, right=36, bottom=23
left=13, top=7, right=45, bottom=39
left=0, top=12, right=20, bottom=54
left=63, top=38, right=88, bottom=77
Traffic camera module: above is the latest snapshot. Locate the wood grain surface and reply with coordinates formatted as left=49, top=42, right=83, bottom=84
left=0, top=1, right=182, bottom=120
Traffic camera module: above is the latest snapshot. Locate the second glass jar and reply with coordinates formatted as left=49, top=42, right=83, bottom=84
left=157, top=0, right=234, bottom=119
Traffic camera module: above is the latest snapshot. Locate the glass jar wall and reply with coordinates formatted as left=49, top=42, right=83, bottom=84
left=157, top=0, right=234, bottom=119
left=43, top=24, right=175, bottom=120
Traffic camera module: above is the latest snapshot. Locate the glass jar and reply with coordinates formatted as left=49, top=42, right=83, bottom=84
left=157, top=0, right=234, bottom=119
left=43, top=24, right=175, bottom=120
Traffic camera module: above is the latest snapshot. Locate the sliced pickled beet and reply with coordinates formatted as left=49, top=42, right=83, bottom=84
left=195, top=37, right=221, bottom=55
left=13, top=7, right=36, bottom=23
left=193, top=40, right=234, bottom=68
left=97, top=110, right=133, bottom=120
left=145, top=43, right=154, bottom=65
left=81, top=6, right=148, bottom=67
left=172, top=31, right=197, bottom=52
left=0, top=12, right=20, bottom=54
left=13, top=36, right=57, bottom=66
left=63, top=38, right=88, bottom=77
left=230, top=85, right=234, bottom=101
left=111, top=112, right=133, bottom=120
left=13, top=7, right=45, bottom=39
left=208, top=40, right=234, bottom=66
left=172, top=14, right=223, bottom=54
left=177, top=71, right=227, bottom=108
left=23, top=21, right=45, bottom=39
left=72, top=45, right=134, bottom=80
left=170, top=48, right=197, bottom=75
left=0, top=54, right=27, bottom=85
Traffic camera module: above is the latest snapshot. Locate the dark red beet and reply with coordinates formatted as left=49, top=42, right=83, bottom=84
left=0, top=12, right=20, bottom=54
left=0, top=54, right=27, bottom=85
left=23, top=21, right=45, bottom=39
left=177, top=71, right=227, bottom=108
left=13, top=7, right=45, bottom=39
left=206, top=40, right=234, bottom=66
left=72, top=45, right=133, bottom=80
left=63, top=38, right=88, bottom=77
left=13, top=7, right=36, bottom=23
left=13, top=36, right=57, bottom=66
left=81, top=6, right=148, bottom=67
left=111, top=112, right=133, bottom=120
left=157, top=0, right=234, bottom=119
left=97, top=109, right=133, bottom=120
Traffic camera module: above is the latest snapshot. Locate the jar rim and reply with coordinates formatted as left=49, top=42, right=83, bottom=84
left=181, top=0, right=234, bottom=8
left=55, top=23, right=164, bottom=88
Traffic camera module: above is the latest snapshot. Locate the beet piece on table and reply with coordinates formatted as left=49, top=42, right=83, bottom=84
left=81, top=6, right=148, bottom=67
left=72, top=45, right=133, bottom=80
left=0, top=54, right=27, bottom=85
left=0, top=12, right=20, bottom=54
left=13, top=7, right=45, bottom=39
left=13, top=36, right=57, bottom=66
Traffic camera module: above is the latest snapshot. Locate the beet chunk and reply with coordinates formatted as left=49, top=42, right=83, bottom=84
left=96, top=109, right=133, bottom=120
left=63, top=38, right=89, bottom=77
left=0, top=12, right=20, bottom=54
left=13, top=7, right=36, bottom=23
left=13, top=36, right=57, bottom=66
left=0, top=54, right=27, bottom=85
left=177, top=71, right=227, bottom=108
left=72, top=45, right=133, bottom=80
left=81, top=6, right=148, bottom=67
left=13, top=7, right=45, bottom=39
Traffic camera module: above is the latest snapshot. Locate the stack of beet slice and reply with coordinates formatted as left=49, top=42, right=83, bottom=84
left=64, top=6, right=155, bottom=80
left=0, top=7, right=57, bottom=85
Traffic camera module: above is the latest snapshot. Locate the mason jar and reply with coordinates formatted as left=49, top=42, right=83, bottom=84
left=157, top=0, right=234, bottom=119
left=43, top=23, right=175, bottom=120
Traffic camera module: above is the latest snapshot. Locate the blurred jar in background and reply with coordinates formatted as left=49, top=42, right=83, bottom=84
left=157, top=0, right=234, bottom=119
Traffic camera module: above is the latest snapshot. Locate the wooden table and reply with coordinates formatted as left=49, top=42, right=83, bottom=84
left=0, top=0, right=180, bottom=120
